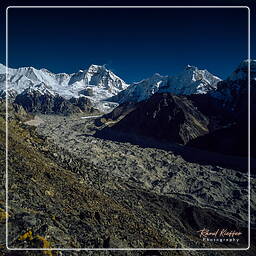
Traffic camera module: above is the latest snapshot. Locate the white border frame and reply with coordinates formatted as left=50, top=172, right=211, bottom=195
left=5, top=5, right=251, bottom=252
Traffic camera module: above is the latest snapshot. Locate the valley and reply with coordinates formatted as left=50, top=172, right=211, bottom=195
left=0, top=59, right=255, bottom=255
left=36, top=113, right=253, bottom=225
left=0, top=108, right=255, bottom=255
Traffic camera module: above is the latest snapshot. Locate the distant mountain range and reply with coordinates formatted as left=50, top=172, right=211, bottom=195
left=1, top=60, right=254, bottom=112
left=0, top=62, right=223, bottom=113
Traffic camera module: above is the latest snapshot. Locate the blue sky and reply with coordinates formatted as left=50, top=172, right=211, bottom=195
left=2, top=6, right=251, bottom=83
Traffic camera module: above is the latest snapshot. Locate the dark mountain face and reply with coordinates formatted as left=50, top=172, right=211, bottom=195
left=69, top=96, right=95, bottom=112
left=100, top=93, right=210, bottom=145
left=79, top=87, right=94, bottom=96
left=209, top=79, right=251, bottom=120
left=97, top=76, right=254, bottom=158
left=14, top=90, right=95, bottom=115
left=189, top=79, right=255, bottom=157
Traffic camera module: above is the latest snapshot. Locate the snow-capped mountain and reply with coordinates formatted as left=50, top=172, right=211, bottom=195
left=3, top=61, right=253, bottom=115
left=0, top=63, right=222, bottom=108
left=0, top=63, right=129, bottom=102
left=227, top=59, right=256, bottom=81
left=111, top=65, right=221, bottom=104
left=210, top=59, right=256, bottom=105
left=164, top=65, right=221, bottom=94
left=110, top=73, right=169, bottom=103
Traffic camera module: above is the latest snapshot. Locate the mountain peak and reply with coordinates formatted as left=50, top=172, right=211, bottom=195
left=147, top=73, right=166, bottom=82
left=40, top=68, right=51, bottom=73
left=228, top=59, right=256, bottom=81
left=152, top=73, right=163, bottom=78
left=88, top=64, right=106, bottom=73
left=238, top=59, right=256, bottom=67
left=185, top=64, right=198, bottom=71
left=111, top=65, right=221, bottom=104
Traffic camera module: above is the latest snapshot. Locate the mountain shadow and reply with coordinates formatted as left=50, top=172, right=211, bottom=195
left=94, top=93, right=254, bottom=173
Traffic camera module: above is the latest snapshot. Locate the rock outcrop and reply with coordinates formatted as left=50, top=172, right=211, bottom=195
left=14, top=89, right=95, bottom=115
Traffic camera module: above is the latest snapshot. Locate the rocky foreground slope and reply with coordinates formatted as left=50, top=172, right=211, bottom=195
left=0, top=103, right=255, bottom=255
